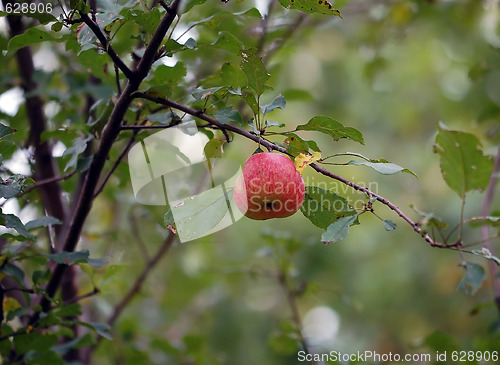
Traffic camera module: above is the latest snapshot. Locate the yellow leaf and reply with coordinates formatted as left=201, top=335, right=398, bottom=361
left=294, top=152, right=321, bottom=175
left=3, top=297, right=21, bottom=315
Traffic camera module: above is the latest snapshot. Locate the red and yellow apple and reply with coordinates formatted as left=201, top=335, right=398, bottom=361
left=234, top=152, right=305, bottom=220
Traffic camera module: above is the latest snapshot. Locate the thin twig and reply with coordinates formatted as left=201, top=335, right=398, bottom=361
left=107, top=232, right=175, bottom=327
left=481, top=142, right=500, bottom=315
left=79, top=12, right=134, bottom=80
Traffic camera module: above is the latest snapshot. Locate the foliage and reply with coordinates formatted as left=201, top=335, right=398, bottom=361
left=0, top=0, right=498, bottom=364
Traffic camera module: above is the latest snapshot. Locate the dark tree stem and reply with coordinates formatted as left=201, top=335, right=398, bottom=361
left=34, top=0, right=182, bottom=319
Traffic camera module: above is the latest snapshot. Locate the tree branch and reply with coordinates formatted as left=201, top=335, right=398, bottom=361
left=79, top=12, right=134, bottom=80
left=133, top=92, right=457, bottom=249
left=34, top=0, right=182, bottom=318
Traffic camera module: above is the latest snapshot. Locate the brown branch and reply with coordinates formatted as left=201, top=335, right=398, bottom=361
left=34, top=0, right=182, bottom=319
left=93, top=133, right=137, bottom=198
left=277, top=272, right=312, bottom=361
left=133, top=93, right=457, bottom=249
left=81, top=232, right=176, bottom=364
left=107, top=232, right=175, bottom=326
left=481, top=142, right=500, bottom=315
left=79, top=12, right=134, bottom=80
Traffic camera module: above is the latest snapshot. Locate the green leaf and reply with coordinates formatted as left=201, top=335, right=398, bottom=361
left=7, top=27, right=62, bottom=54
left=346, top=160, right=416, bottom=176
left=126, top=7, right=162, bottom=34
left=170, top=187, right=234, bottom=241
left=13, top=333, right=59, bottom=356
left=1, top=263, right=25, bottom=285
left=25, top=216, right=62, bottom=230
left=261, top=94, right=286, bottom=116
left=86, top=322, right=113, bottom=340
left=150, top=62, right=187, bottom=87
left=62, top=136, right=93, bottom=172
left=300, top=186, right=356, bottom=229
left=54, top=303, right=82, bottom=318
left=212, top=31, right=243, bottom=54
left=0, top=122, right=16, bottom=139
left=321, top=214, right=359, bottom=244
left=44, top=250, right=108, bottom=267
left=0, top=212, right=33, bottom=239
left=383, top=219, right=397, bottom=231
left=32, top=269, right=51, bottom=286
left=146, top=111, right=179, bottom=125
left=52, top=334, right=94, bottom=356
left=296, top=116, right=365, bottom=145
left=214, top=107, right=243, bottom=125
left=164, top=209, right=177, bottom=235
left=434, top=123, right=494, bottom=197
left=241, top=50, right=270, bottom=97
left=282, top=134, right=310, bottom=156
left=220, top=62, right=247, bottom=89
left=410, top=204, right=448, bottom=234
left=192, top=86, right=222, bottom=100
left=278, top=0, right=342, bottom=17
left=0, top=174, right=33, bottom=199
left=183, top=0, right=207, bottom=13
left=204, top=138, right=224, bottom=160
left=456, top=262, right=486, bottom=296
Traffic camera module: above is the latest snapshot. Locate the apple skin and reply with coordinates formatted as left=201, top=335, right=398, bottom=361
left=234, top=152, right=305, bottom=220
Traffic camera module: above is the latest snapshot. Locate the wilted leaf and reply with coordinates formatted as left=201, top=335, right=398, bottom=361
left=294, top=152, right=321, bottom=175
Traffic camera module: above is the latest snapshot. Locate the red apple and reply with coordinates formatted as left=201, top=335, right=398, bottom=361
left=234, top=152, right=305, bottom=220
